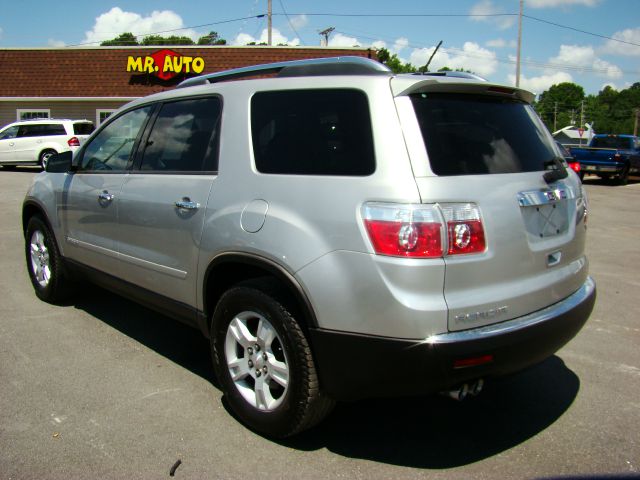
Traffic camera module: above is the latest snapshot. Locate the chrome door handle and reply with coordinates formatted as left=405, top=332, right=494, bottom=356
left=98, top=191, right=114, bottom=203
left=175, top=198, right=200, bottom=210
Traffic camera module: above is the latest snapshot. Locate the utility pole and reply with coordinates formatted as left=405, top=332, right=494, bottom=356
left=634, top=108, right=639, bottom=137
left=579, top=100, right=585, bottom=146
left=553, top=102, right=558, bottom=132
left=515, top=0, right=523, bottom=87
left=319, top=27, right=334, bottom=47
left=267, top=0, right=272, bottom=46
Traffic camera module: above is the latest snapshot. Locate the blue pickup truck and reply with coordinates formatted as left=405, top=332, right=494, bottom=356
left=570, top=134, right=640, bottom=185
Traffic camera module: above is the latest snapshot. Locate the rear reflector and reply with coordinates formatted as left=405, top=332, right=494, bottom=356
left=453, top=354, right=494, bottom=369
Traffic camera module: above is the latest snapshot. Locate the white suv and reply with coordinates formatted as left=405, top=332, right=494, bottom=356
left=0, top=119, right=94, bottom=169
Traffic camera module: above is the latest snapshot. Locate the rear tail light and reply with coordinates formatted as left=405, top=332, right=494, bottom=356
left=568, top=162, right=581, bottom=173
left=67, top=136, right=80, bottom=147
left=362, top=202, right=485, bottom=258
left=441, top=204, right=486, bottom=255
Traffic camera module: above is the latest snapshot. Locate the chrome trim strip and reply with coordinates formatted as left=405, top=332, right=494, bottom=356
left=66, top=237, right=187, bottom=279
left=517, top=187, right=575, bottom=207
left=117, top=251, right=188, bottom=279
left=425, top=276, right=595, bottom=345
left=66, top=236, right=119, bottom=259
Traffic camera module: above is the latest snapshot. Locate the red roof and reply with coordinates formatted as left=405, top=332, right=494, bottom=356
left=0, top=47, right=377, bottom=98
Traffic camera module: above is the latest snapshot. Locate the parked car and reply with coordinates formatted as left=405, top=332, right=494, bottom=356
left=570, top=134, right=640, bottom=185
left=0, top=118, right=94, bottom=169
left=22, top=56, right=595, bottom=438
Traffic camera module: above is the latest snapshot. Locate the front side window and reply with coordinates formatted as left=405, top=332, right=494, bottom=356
left=411, top=93, right=557, bottom=176
left=78, top=106, right=151, bottom=172
left=251, top=89, right=375, bottom=176
left=139, top=97, right=221, bottom=172
left=0, top=125, right=19, bottom=140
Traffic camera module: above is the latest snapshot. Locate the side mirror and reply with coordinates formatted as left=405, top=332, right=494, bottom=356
left=45, top=151, right=73, bottom=173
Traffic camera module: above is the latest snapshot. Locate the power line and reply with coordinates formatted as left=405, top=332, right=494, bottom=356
left=277, top=0, right=305, bottom=45
left=523, top=14, right=640, bottom=48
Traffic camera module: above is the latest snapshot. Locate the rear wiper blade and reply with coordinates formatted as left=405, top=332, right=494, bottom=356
left=543, top=156, right=569, bottom=184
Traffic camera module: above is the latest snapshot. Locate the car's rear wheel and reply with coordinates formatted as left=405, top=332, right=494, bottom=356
left=25, top=216, right=72, bottom=303
left=39, top=149, right=57, bottom=170
left=211, top=282, right=334, bottom=438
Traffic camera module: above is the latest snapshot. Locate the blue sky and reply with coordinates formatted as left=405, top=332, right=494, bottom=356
left=1, top=0, right=638, bottom=95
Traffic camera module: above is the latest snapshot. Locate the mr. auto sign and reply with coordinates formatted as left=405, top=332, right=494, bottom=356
left=127, top=49, right=205, bottom=81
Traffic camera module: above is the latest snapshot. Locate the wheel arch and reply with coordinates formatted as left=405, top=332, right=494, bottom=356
left=203, top=253, right=319, bottom=335
left=22, top=200, right=50, bottom=237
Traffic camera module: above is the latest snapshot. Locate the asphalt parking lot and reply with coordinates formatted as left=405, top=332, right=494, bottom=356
left=1, top=169, right=639, bottom=480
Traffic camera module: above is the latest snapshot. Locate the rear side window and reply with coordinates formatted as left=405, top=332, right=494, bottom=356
left=251, top=89, right=375, bottom=176
left=411, top=93, right=556, bottom=176
left=139, top=97, right=221, bottom=172
left=73, top=123, right=95, bottom=135
left=18, top=124, right=66, bottom=137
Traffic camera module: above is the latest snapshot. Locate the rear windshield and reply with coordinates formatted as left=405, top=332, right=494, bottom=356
left=73, top=122, right=95, bottom=135
left=411, top=93, right=556, bottom=176
left=590, top=136, right=631, bottom=150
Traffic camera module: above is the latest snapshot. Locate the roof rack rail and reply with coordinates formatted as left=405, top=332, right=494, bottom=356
left=177, top=56, right=391, bottom=88
left=411, top=71, right=487, bottom=82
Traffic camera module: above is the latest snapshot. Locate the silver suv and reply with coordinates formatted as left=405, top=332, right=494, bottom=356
left=0, top=118, right=94, bottom=169
left=22, top=57, right=595, bottom=438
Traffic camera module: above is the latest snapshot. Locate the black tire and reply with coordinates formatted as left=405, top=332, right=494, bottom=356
left=39, top=149, right=57, bottom=170
left=25, top=215, right=72, bottom=303
left=618, top=164, right=630, bottom=186
left=211, top=282, right=335, bottom=438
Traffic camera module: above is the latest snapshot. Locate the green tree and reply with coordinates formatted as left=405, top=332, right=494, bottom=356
left=100, top=32, right=139, bottom=46
left=536, top=82, right=585, bottom=132
left=197, top=31, right=227, bottom=45
left=377, top=48, right=417, bottom=73
left=140, top=35, right=194, bottom=46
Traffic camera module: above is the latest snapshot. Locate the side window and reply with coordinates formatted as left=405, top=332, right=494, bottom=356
left=0, top=126, right=19, bottom=140
left=78, top=106, right=152, bottom=172
left=251, top=89, right=375, bottom=176
left=19, top=124, right=66, bottom=137
left=139, top=97, right=221, bottom=172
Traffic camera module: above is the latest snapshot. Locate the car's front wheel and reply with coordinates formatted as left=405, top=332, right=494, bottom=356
left=25, top=216, right=72, bottom=303
left=211, top=282, right=334, bottom=438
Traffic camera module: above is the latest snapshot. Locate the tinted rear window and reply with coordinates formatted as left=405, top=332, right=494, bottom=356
left=251, top=89, right=375, bottom=176
left=411, top=93, right=556, bottom=176
left=73, top=122, right=95, bottom=135
left=19, top=124, right=66, bottom=137
left=590, top=136, right=631, bottom=149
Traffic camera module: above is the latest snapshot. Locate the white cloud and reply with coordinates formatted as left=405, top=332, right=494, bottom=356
left=328, top=32, right=360, bottom=47
left=83, top=7, right=199, bottom=45
left=48, top=39, right=66, bottom=47
left=370, top=40, right=387, bottom=50
left=409, top=42, right=498, bottom=77
left=549, top=44, right=622, bottom=79
left=600, top=27, right=640, bottom=56
left=508, top=71, right=573, bottom=94
left=526, top=0, right=600, bottom=7
left=289, top=14, right=308, bottom=31
left=486, top=38, right=517, bottom=48
left=469, top=0, right=516, bottom=30
left=231, top=28, right=300, bottom=46
left=392, top=37, right=409, bottom=54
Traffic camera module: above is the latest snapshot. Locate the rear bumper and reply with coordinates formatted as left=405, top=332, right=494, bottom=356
left=580, top=162, right=624, bottom=174
left=309, top=277, right=596, bottom=401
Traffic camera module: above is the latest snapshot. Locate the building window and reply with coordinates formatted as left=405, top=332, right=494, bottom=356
left=17, top=109, right=50, bottom=121
left=97, top=109, right=117, bottom=126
